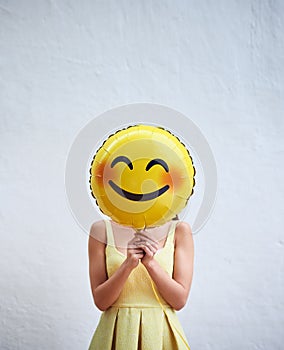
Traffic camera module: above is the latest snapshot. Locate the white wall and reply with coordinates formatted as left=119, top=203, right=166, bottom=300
left=1, top=1, right=283, bottom=349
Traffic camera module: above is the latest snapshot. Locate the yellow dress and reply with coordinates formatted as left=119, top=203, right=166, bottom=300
left=89, top=220, right=190, bottom=350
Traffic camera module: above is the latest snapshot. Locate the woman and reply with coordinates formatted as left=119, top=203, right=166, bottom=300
left=88, top=218, right=194, bottom=350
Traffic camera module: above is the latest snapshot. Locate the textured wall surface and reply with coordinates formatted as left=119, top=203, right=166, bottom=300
left=1, top=1, right=283, bottom=349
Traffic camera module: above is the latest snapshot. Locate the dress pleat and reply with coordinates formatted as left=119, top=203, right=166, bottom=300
left=117, top=308, right=141, bottom=349
left=140, top=308, right=163, bottom=350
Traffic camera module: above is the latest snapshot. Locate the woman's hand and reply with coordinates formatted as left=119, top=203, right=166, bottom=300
left=133, top=233, right=159, bottom=267
left=125, top=236, right=145, bottom=269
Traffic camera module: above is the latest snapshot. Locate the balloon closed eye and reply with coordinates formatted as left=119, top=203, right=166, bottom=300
left=146, top=159, right=169, bottom=173
left=111, top=156, right=133, bottom=170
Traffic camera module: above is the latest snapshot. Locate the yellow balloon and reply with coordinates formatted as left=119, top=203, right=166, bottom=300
left=89, top=125, right=195, bottom=230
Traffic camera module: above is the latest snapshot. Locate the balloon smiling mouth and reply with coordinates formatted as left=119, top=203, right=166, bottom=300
left=108, top=180, right=170, bottom=202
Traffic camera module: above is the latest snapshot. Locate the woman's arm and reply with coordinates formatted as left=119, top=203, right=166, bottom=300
left=141, top=221, right=194, bottom=310
left=88, top=221, right=144, bottom=311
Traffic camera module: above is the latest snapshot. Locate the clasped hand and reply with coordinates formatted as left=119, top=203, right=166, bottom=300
left=126, top=233, right=158, bottom=269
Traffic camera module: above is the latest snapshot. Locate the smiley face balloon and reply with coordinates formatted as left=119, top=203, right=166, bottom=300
left=89, top=125, right=195, bottom=230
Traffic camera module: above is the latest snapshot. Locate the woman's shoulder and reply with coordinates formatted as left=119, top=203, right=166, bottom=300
left=174, top=221, right=193, bottom=244
left=89, top=220, right=107, bottom=244
left=175, top=220, right=192, bottom=232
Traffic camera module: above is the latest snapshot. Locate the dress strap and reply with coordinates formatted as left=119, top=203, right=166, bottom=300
left=164, top=220, right=178, bottom=247
left=104, top=220, right=115, bottom=246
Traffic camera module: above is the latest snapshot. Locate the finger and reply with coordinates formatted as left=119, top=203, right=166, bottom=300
left=128, top=237, right=143, bottom=248
left=137, top=252, right=145, bottom=259
left=127, top=246, right=143, bottom=254
left=143, top=241, right=158, bottom=253
left=131, top=251, right=145, bottom=260
left=127, top=244, right=138, bottom=249
left=142, top=241, right=157, bottom=254
left=138, top=244, right=156, bottom=257
left=137, top=237, right=159, bottom=250
left=142, top=245, right=155, bottom=257
left=128, top=238, right=145, bottom=247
